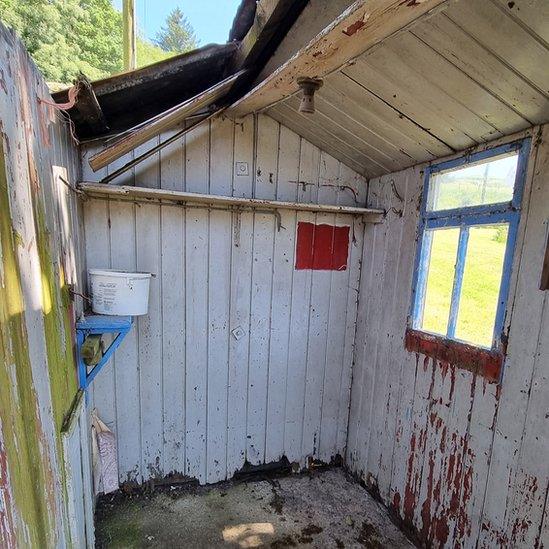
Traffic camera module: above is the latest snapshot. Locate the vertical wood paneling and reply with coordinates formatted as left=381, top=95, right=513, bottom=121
left=109, top=201, right=141, bottom=482
left=346, top=128, right=549, bottom=548
left=281, top=212, right=312, bottom=466
left=302, top=212, right=332, bottom=458
left=85, top=116, right=365, bottom=486
left=186, top=122, right=210, bottom=194
left=247, top=213, right=276, bottom=464
left=276, top=126, right=300, bottom=202
left=206, top=210, right=231, bottom=483
left=185, top=210, right=209, bottom=483
left=136, top=203, right=163, bottom=478
left=160, top=205, right=185, bottom=476
left=265, top=210, right=295, bottom=463
left=0, top=26, right=87, bottom=546
left=255, top=116, right=280, bottom=200
left=232, top=115, right=254, bottom=198
left=226, top=211, right=254, bottom=476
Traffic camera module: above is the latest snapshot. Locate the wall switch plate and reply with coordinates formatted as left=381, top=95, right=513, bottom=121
left=235, top=161, right=249, bottom=176
left=231, top=326, right=245, bottom=340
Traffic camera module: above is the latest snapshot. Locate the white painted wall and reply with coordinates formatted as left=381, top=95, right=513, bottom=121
left=347, top=126, right=549, bottom=548
left=82, top=114, right=367, bottom=485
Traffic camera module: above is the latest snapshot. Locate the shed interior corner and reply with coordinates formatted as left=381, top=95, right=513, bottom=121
left=1, top=1, right=548, bottom=548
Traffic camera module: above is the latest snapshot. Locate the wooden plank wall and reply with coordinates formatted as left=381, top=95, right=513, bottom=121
left=62, top=393, right=95, bottom=549
left=82, top=114, right=367, bottom=485
left=347, top=126, right=549, bottom=548
left=0, top=24, right=89, bottom=547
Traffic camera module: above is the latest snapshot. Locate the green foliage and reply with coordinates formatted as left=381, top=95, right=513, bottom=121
left=154, top=7, right=198, bottom=53
left=433, top=179, right=512, bottom=210
left=0, top=0, right=179, bottom=84
left=137, top=35, right=174, bottom=66
left=492, top=225, right=507, bottom=243
left=421, top=226, right=508, bottom=348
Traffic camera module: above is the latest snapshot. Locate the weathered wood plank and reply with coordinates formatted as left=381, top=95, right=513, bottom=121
left=229, top=0, right=447, bottom=116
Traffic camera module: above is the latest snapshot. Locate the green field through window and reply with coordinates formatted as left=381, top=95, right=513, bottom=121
left=420, top=226, right=508, bottom=347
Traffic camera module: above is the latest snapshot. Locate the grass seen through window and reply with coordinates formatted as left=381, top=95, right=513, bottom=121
left=420, top=225, right=508, bottom=347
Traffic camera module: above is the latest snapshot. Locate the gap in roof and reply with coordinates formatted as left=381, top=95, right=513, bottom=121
left=111, top=0, right=242, bottom=46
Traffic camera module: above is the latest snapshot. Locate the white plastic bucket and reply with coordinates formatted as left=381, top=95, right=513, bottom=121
left=89, top=269, right=151, bottom=316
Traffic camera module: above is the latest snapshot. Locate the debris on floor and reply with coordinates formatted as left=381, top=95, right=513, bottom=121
left=95, top=468, right=414, bottom=548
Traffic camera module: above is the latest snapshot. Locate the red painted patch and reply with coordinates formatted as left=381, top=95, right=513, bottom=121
left=295, top=222, right=350, bottom=271
left=405, top=329, right=503, bottom=382
left=342, top=18, right=366, bottom=36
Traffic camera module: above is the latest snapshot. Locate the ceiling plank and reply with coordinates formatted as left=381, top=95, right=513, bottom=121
left=228, top=0, right=448, bottom=116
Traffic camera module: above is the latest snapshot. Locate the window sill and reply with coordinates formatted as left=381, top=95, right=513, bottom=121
left=404, top=328, right=503, bottom=383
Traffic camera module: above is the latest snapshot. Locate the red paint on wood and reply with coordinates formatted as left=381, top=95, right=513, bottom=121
left=295, top=222, right=350, bottom=271
left=405, top=329, right=503, bottom=382
left=0, top=432, right=16, bottom=548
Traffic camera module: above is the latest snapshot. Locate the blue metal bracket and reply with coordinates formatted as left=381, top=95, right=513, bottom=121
left=76, top=315, right=133, bottom=390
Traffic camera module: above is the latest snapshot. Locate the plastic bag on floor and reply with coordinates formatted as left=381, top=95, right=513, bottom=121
left=91, top=410, right=118, bottom=494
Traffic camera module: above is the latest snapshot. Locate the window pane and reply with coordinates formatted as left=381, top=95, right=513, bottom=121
left=428, top=153, right=518, bottom=211
left=455, top=225, right=508, bottom=347
left=420, top=228, right=460, bottom=336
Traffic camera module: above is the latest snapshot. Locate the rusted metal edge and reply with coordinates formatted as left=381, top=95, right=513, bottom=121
left=77, top=182, right=386, bottom=222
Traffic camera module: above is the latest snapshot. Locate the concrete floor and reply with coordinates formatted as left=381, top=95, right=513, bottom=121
left=95, top=468, right=414, bottom=548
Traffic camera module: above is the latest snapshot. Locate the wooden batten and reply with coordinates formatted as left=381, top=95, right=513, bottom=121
left=228, top=0, right=448, bottom=116
left=78, top=182, right=385, bottom=222
left=88, top=69, right=246, bottom=172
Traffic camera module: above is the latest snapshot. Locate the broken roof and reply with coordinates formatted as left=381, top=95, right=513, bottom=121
left=55, top=0, right=549, bottom=180
left=52, top=0, right=309, bottom=141
left=52, top=43, right=237, bottom=140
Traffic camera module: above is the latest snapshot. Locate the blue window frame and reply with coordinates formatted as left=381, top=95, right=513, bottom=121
left=410, top=139, right=530, bottom=350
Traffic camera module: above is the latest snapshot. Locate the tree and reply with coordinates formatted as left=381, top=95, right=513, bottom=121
left=0, top=0, right=176, bottom=85
left=154, top=8, right=198, bottom=53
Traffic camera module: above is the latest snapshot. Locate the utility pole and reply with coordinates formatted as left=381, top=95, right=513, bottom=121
left=123, top=0, right=137, bottom=71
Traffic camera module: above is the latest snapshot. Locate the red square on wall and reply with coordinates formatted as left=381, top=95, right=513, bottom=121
left=295, top=222, right=350, bottom=271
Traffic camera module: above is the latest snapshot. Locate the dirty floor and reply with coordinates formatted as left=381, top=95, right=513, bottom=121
left=95, top=468, right=414, bottom=548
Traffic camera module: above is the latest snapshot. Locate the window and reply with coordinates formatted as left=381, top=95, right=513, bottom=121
left=410, top=140, right=530, bottom=351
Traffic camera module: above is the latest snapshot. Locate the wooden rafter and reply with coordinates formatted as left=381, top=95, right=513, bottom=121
left=228, top=0, right=448, bottom=116
left=88, top=70, right=246, bottom=172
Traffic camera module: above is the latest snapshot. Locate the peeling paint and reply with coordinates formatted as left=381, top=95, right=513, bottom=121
left=405, top=328, right=503, bottom=382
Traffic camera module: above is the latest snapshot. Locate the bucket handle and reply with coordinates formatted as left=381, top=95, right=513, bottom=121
left=126, top=273, right=156, bottom=287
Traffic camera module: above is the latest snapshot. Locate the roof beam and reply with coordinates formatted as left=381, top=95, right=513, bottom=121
left=228, top=0, right=448, bottom=116
left=88, top=70, right=245, bottom=172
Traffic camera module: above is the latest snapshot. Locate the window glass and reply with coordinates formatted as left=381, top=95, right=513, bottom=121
left=427, top=153, right=518, bottom=211
left=420, top=228, right=460, bottom=336
left=455, top=225, right=508, bottom=347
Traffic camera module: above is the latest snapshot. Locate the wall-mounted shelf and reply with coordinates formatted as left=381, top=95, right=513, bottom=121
left=78, top=182, right=385, bottom=223
left=76, top=315, right=133, bottom=390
